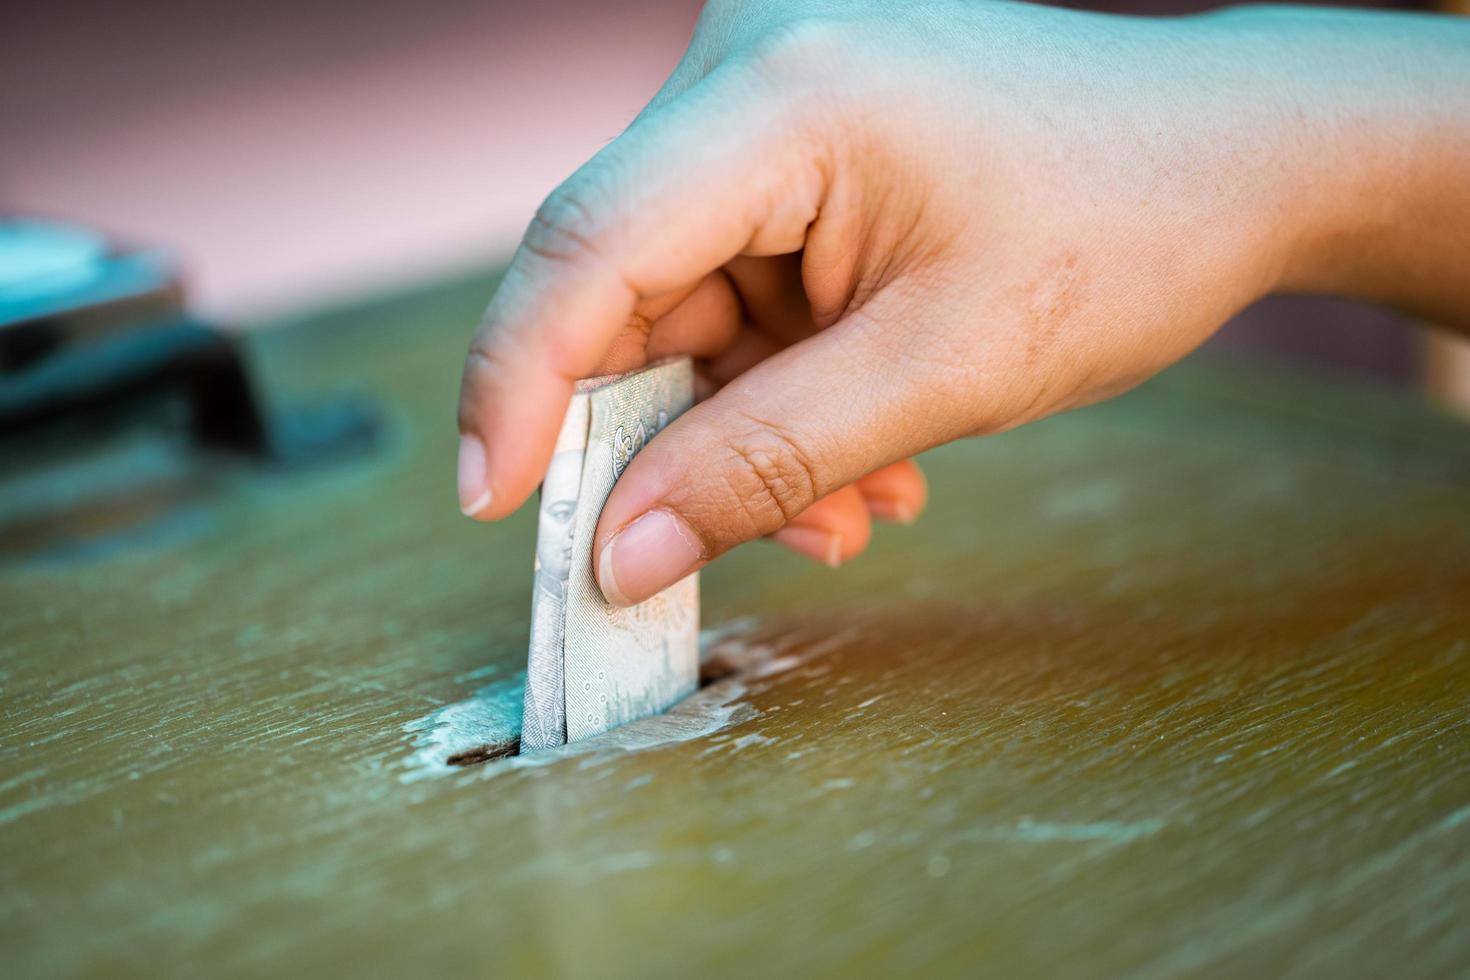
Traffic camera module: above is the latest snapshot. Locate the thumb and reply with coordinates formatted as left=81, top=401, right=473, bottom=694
left=593, top=299, right=969, bottom=606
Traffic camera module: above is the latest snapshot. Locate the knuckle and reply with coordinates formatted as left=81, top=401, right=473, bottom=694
left=739, top=16, right=866, bottom=145
left=716, top=417, right=824, bottom=533
left=457, top=343, right=508, bottom=428
left=749, top=16, right=848, bottom=76
left=522, top=183, right=607, bottom=267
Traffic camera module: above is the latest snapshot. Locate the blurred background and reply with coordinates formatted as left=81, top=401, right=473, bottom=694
left=5, top=0, right=1468, bottom=401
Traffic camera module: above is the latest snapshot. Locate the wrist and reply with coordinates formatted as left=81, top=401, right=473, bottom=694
left=1207, top=6, right=1470, bottom=309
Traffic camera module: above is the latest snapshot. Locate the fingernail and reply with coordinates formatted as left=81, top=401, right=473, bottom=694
left=772, top=525, right=843, bottom=568
left=866, top=497, right=915, bottom=525
left=598, top=509, right=704, bottom=606
left=458, top=435, right=492, bottom=516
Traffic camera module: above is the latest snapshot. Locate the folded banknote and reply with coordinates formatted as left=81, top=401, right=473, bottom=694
left=519, top=358, right=700, bottom=752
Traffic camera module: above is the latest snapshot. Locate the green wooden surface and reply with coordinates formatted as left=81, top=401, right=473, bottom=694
left=3, top=273, right=1469, bottom=978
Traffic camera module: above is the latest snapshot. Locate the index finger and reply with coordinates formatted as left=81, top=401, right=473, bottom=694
left=457, top=58, right=831, bottom=519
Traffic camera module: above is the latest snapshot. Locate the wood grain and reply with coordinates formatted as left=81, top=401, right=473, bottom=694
left=3, top=272, right=1469, bottom=977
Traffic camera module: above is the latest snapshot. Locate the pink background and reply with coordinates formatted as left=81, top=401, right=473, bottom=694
left=6, top=0, right=1458, bottom=397
left=5, top=0, right=700, bottom=318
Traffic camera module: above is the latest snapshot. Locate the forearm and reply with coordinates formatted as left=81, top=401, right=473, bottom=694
left=1210, top=5, right=1470, bottom=327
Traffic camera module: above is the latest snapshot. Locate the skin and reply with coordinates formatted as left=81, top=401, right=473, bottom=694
left=456, top=0, right=1470, bottom=606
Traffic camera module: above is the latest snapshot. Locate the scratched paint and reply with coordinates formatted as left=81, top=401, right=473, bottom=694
left=396, top=622, right=753, bottom=779
left=396, top=619, right=854, bottom=781
left=399, top=674, right=526, bottom=782
left=7, top=274, right=1470, bottom=977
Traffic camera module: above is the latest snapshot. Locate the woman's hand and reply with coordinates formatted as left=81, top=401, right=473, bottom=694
left=457, top=0, right=1470, bottom=605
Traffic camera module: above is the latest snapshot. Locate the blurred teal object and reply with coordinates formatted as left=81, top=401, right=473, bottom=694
left=0, top=218, right=380, bottom=566
left=0, top=218, right=177, bottom=330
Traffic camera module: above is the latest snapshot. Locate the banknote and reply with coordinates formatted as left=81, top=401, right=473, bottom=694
left=520, top=358, right=700, bottom=752
left=518, top=394, right=590, bottom=751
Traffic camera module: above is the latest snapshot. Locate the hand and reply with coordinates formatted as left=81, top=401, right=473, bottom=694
left=457, top=0, right=1470, bottom=605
